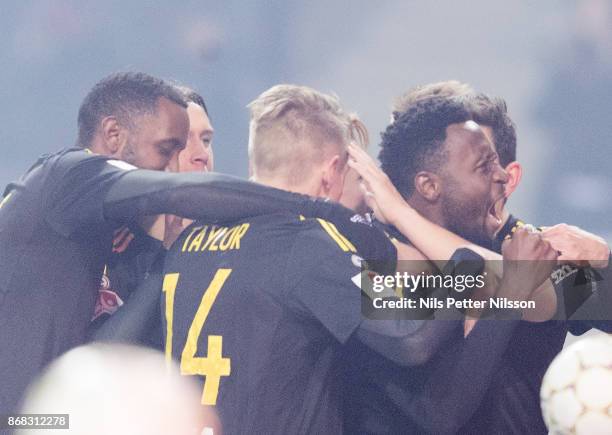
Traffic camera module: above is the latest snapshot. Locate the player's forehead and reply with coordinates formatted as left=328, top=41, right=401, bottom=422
left=137, top=98, right=188, bottom=141
left=155, top=97, right=188, bottom=125
left=187, top=102, right=213, bottom=134
left=445, top=121, right=495, bottom=160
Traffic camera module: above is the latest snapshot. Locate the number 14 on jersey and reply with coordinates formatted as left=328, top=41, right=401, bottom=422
left=162, top=269, right=232, bottom=405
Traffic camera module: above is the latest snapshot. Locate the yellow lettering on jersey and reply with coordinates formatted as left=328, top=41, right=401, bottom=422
left=200, top=335, right=229, bottom=405
left=182, top=226, right=204, bottom=252
left=0, top=192, right=12, bottom=209
left=201, top=227, right=227, bottom=251
left=181, top=268, right=232, bottom=405
left=188, top=226, right=210, bottom=252
left=162, top=273, right=180, bottom=366
left=183, top=223, right=250, bottom=253
left=218, top=226, right=238, bottom=250
left=228, top=223, right=250, bottom=250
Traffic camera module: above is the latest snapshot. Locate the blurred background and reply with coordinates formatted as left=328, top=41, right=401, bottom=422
left=1, top=0, right=610, bottom=241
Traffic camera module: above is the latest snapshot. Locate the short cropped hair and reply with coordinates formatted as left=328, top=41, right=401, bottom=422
left=379, top=97, right=472, bottom=197
left=391, top=80, right=474, bottom=122
left=247, top=84, right=354, bottom=183
left=175, top=85, right=209, bottom=118
left=464, top=93, right=517, bottom=166
left=77, top=72, right=186, bottom=147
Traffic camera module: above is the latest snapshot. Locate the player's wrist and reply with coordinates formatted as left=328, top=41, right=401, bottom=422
left=389, top=202, right=418, bottom=229
left=496, top=277, right=532, bottom=303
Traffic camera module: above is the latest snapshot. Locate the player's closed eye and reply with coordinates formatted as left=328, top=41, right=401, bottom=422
left=477, top=162, right=491, bottom=174
left=158, top=147, right=174, bottom=157
left=480, top=156, right=499, bottom=174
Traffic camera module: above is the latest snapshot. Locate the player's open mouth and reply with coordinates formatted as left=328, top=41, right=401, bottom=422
left=485, top=194, right=506, bottom=236
left=488, top=198, right=503, bottom=224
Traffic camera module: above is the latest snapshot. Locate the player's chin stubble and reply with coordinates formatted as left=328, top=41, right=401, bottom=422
left=441, top=194, right=490, bottom=247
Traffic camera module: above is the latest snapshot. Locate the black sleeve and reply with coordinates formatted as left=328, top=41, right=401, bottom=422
left=380, top=315, right=520, bottom=434
left=45, top=152, right=135, bottom=237
left=43, top=150, right=391, bottom=263
left=568, top=252, right=612, bottom=334
left=91, top=270, right=164, bottom=347
left=287, top=246, right=364, bottom=344
left=354, top=247, right=485, bottom=366
left=354, top=316, right=461, bottom=367
left=103, top=169, right=396, bottom=267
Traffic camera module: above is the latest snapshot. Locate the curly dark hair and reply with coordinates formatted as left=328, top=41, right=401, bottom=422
left=379, top=97, right=472, bottom=197
left=464, top=93, right=517, bottom=166
left=391, top=80, right=474, bottom=122
left=77, top=72, right=187, bottom=147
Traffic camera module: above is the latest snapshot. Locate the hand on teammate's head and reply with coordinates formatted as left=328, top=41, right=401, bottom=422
left=347, top=144, right=410, bottom=226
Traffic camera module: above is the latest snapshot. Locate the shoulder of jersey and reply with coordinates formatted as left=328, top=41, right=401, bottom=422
left=295, top=215, right=358, bottom=254
left=54, top=148, right=137, bottom=171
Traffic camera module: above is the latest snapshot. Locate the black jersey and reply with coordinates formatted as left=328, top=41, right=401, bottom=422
left=88, top=225, right=166, bottom=348
left=161, top=214, right=364, bottom=434
left=0, top=148, right=133, bottom=413
left=0, top=147, right=397, bottom=415
left=343, top=224, right=522, bottom=434
left=459, top=215, right=611, bottom=434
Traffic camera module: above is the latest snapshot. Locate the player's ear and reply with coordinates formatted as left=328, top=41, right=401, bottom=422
left=503, top=161, right=522, bottom=198
left=414, top=171, right=441, bottom=202
left=99, top=116, right=127, bottom=154
left=322, top=154, right=344, bottom=200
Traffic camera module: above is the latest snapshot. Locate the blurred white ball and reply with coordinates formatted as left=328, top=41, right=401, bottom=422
left=541, top=334, right=612, bottom=434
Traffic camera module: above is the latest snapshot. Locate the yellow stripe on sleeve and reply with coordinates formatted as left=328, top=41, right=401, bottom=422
left=326, top=221, right=357, bottom=253
left=317, top=218, right=350, bottom=252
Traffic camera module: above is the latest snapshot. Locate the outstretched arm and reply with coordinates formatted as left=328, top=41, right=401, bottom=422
left=102, top=169, right=396, bottom=267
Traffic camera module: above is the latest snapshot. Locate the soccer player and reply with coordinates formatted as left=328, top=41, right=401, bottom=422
left=459, top=89, right=611, bottom=433
left=343, top=96, right=560, bottom=433
left=175, top=86, right=215, bottom=173
left=159, top=85, right=394, bottom=433
left=0, top=73, right=392, bottom=414
left=361, top=82, right=610, bottom=433
left=90, top=85, right=215, bottom=334
left=158, top=85, right=556, bottom=434
left=163, top=85, right=216, bottom=245
left=396, top=83, right=611, bottom=433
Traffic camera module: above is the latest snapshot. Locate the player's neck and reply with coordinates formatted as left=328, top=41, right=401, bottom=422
left=88, top=138, right=120, bottom=159
left=252, top=176, right=322, bottom=199
left=407, top=196, right=446, bottom=228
